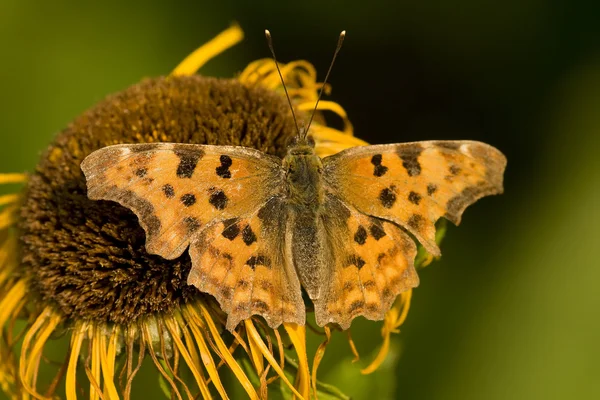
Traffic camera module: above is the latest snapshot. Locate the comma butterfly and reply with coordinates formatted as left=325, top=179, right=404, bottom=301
left=81, top=31, right=506, bottom=331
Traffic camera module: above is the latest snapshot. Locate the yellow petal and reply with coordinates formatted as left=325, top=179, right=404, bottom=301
left=99, top=325, right=120, bottom=400
left=297, top=100, right=351, bottom=131
left=195, top=305, right=259, bottom=399
left=141, top=322, right=190, bottom=400
left=0, top=280, right=26, bottom=331
left=176, top=312, right=230, bottom=400
left=0, top=194, right=19, bottom=207
left=0, top=206, right=17, bottom=230
left=171, top=24, right=244, bottom=76
left=89, top=328, right=102, bottom=400
left=361, top=290, right=412, bottom=374
left=311, top=326, right=331, bottom=399
left=0, top=173, right=27, bottom=185
left=162, top=317, right=213, bottom=400
left=245, top=320, right=265, bottom=377
left=245, top=320, right=304, bottom=400
left=283, top=323, right=310, bottom=400
left=66, top=324, right=86, bottom=400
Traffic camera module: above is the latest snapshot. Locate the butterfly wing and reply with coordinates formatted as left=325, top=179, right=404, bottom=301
left=81, top=143, right=284, bottom=259
left=82, top=143, right=304, bottom=330
left=323, top=140, right=506, bottom=256
left=314, top=194, right=418, bottom=329
left=188, top=196, right=304, bottom=330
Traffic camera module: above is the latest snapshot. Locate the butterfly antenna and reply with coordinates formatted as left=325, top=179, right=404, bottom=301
left=304, top=30, right=346, bottom=139
left=265, top=29, right=302, bottom=138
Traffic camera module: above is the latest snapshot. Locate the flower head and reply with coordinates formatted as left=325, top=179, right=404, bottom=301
left=0, top=25, right=440, bottom=399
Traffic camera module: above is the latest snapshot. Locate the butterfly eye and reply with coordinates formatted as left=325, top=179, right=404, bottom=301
left=286, top=136, right=299, bottom=148
left=306, top=135, right=316, bottom=147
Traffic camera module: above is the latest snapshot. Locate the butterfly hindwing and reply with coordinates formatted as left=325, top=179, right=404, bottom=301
left=323, top=140, right=506, bottom=256
left=188, top=196, right=305, bottom=330
left=313, top=194, right=418, bottom=329
left=81, top=143, right=284, bottom=260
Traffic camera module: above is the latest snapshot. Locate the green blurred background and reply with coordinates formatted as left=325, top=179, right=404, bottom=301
left=1, top=1, right=598, bottom=399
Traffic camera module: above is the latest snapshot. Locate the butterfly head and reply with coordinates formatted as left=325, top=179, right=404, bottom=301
left=286, top=133, right=316, bottom=155
left=283, top=132, right=323, bottom=208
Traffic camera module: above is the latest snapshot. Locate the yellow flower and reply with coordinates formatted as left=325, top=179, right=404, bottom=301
left=0, top=25, right=422, bottom=399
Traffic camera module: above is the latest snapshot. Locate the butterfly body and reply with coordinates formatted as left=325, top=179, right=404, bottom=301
left=81, top=137, right=506, bottom=331
left=281, top=137, right=327, bottom=299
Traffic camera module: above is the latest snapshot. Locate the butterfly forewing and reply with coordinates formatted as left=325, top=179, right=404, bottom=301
left=81, top=143, right=284, bottom=260
left=322, top=140, right=506, bottom=256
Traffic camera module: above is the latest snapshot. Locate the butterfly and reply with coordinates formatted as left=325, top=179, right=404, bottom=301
left=81, top=135, right=506, bottom=331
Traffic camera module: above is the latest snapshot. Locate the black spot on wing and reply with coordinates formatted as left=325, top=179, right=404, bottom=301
left=242, top=224, right=257, bottom=246
left=220, top=287, right=232, bottom=300
left=246, top=255, right=271, bottom=269
left=216, top=155, right=233, bottom=178
left=208, top=188, right=228, bottom=210
left=407, top=214, right=423, bottom=230
left=427, top=183, right=437, bottom=196
left=181, top=193, right=196, bottom=207
left=379, top=186, right=397, bottom=208
left=363, top=280, right=376, bottom=289
left=236, top=279, right=250, bottom=290
left=370, top=154, right=388, bottom=177
left=184, top=216, right=201, bottom=233
left=162, top=184, right=175, bottom=198
left=349, top=300, right=365, bottom=313
left=252, top=300, right=270, bottom=312
left=369, top=221, right=387, bottom=240
left=135, top=168, right=147, bottom=178
left=397, top=143, right=423, bottom=176
left=382, top=287, right=392, bottom=299
left=354, top=225, right=367, bottom=245
left=408, top=191, right=422, bottom=205
left=449, top=165, right=461, bottom=175
left=174, top=147, right=204, bottom=178
left=346, top=255, right=366, bottom=269
left=221, top=218, right=240, bottom=240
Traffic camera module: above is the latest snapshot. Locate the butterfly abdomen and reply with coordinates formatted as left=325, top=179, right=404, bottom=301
left=288, top=207, right=326, bottom=300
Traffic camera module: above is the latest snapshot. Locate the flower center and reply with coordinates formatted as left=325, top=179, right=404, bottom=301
left=18, top=75, right=298, bottom=323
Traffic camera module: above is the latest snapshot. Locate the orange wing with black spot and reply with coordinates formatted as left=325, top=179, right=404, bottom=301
left=81, top=143, right=284, bottom=259
left=81, top=143, right=304, bottom=331
left=188, top=196, right=304, bottom=330
left=323, top=140, right=506, bottom=256
left=314, top=194, right=418, bottom=329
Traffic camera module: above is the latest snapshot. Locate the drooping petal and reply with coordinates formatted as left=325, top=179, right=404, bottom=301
left=172, top=24, right=244, bottom=76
